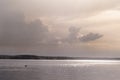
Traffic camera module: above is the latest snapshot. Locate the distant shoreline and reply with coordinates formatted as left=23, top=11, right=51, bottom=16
left=0, top=55, right=119, bottom=60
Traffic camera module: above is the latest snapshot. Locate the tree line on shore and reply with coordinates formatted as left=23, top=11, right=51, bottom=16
left=0, top=55, right=119, bottom=60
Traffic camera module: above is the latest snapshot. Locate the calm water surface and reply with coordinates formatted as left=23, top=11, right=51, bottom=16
left=0, top=60, right=120, bottom=80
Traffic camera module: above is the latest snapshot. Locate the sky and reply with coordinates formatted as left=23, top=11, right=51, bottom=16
left=0, top=0, right=120, bottom=57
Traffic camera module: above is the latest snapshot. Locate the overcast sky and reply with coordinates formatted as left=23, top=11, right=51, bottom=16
left=0, top=0, right=120, bottom=57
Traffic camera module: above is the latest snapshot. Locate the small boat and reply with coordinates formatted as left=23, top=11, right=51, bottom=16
left=25, top=65, right=27, bottom=68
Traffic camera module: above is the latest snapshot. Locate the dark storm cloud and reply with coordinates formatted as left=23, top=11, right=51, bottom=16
left=66, top=27, right=103, bottom=43
left=0, top=7, right=48, bottom=46
left=79, top=33, right=103, bottom=42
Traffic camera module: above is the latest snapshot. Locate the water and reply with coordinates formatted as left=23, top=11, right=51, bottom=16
left=0, top=60, right=120, bottom=80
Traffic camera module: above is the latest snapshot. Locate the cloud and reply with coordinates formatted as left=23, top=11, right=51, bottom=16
left=0, top=8, right=48, bottom=46
left=15, top=0, right=120, bottom=18
left=79, top=33, right=103, bottom=42
left=0, top=0, right=104, bottom=46
left=68, top=26, right=81, bottom=41
left=62, top=27, right=103, bottom=43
